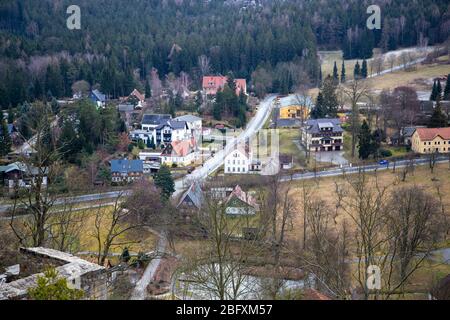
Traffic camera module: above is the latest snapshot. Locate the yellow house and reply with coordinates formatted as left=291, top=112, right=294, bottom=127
left=277, top=96, right=311, bottom=120
left=411, top=127, right=450, bottom=154
left=279, top=105, right=310, bottom=120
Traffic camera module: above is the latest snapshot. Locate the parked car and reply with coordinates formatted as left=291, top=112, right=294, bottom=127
left=378, top=159, right=389, bottom=166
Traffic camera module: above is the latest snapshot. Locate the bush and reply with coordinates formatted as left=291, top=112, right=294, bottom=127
left=379, top=149, right=392, bottom=157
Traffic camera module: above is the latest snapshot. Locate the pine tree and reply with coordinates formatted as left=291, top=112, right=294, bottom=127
left=145, top=80, right=151, bottom=98
left=429, top=96, right=448, bottom=128
left=340, top=61, right=346, bottom=83
left=318, top=66, right=323, bottom=87
left=311, top=92, right=326, bottom=119
left=444, top=75, right=450, bottom=101
left=7, top=105, right=14, bottom=124
left=354, top=61, right=361, bottom=80
left=0, top=112, right=12, bottom=156
left=361, top=60, right=368, bottom=78
left=358, top=120, right=376, bottom=159
left=430, top=80, right=437, bottom=101
left=333, top=61, right=339, bottom=84
left=436, top=79, right=443, bottom=100
left=154, top=164, right=175, bottom=200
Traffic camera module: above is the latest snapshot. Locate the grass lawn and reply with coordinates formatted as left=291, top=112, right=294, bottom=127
left=363, top=55, right=450, bottom=92
left=278, top=129, right=306, bottom=169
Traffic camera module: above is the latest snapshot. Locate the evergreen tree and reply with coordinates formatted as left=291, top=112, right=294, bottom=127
left=0, top=111, right=13, bottom=156
left=318, top=66, right=323, bottom=87
left=354, top=61, right=361, bottom=80
left=340, top=61, right=346, bottom=83
left=358, top=120, right=376, bottom=159
left=145, top=80, right=151, bottom=98
left=154, top=164, right=175, bottom=200
left=333, top=61, right=339, bottom=84
left=430, top=80, right=438, bottom=101
left=311, top=92, right=326, bottom=119
left=444, top=75, right=450, bottom=101
left=361, top=60, right=368, bottom=78
left=429, top=96, right=448, bottom=128
left=7, top=106, right=14, bottom=124
left=320, top=76, right=339, bottom=117
left=436, top=79, right=443, bottom=100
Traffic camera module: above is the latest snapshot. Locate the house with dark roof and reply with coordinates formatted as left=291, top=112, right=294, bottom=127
left=0, top=162, right=48, bottom=192
left=389, top=126, right=423, bottom=146
left=141, top=114, right=172, bottom=131
left=301, top=118, right=343, bottom=152
left=177, top=182, right=203, bottom=211
left=110, top=159, right=144, bottom=184
left=90, top=89, right=106, bottom=108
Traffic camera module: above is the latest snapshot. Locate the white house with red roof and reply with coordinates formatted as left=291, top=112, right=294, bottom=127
left=202, top=76, right=247, bottom=96
left=160, top=138, right=198, bottom=166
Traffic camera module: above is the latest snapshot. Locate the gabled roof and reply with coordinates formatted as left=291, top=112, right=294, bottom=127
left=415, top=127, right=450, bottom=141
left=110, top=159, right=143, bottom=173
left=168, top=120, right=188, bottom=130
left=175, top=115, right=202, bottom=123
left=129, top=89, right=145, bottom=102
left=91, top=89, right=106, bottom=102
left=177, top=182, right=203, bottom=209
left=161, top=139, right=195, bottom=157
left=305, top=118, right=343, bottom=134
left=0, top=162, right=44, bottom=175
left=226, top=185, right=259, bottom=210
left=142, top=114, right=172, bottom=126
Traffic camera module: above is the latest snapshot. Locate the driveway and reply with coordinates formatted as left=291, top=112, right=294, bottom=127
left=313, top=151, right=349, bottom=166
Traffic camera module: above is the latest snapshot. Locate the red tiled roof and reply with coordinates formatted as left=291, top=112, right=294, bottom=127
left=202, top=76, right=247, bottom=95
left=303, top=289, right=332, bottom=300
left=130, top=89, right=145, bottom=102
left=226, top=185, right=259, bottom=210
left=416, top=127, right=450, bottom=141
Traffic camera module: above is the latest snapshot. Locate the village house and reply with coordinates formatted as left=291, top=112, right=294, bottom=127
left=119, top=89, right=146, bottom=111
left=202, top=76, right=247, bottom=96
left=0, top=162, right=48, bottom=192
left=301, top=119, right=344, bottom=152
left=177, top=183, right=258, bottom=216
left=0, top=247, right=107, bottom=300
left=223, top=185, right=259, bottom=215
left=224, top=143, right=252, bottom=174
left=174, top=114, right=203, bottom=141
left=411, top=127, right=450, bottom=154
left=160, top=139, right=198, bottom=167
left=276, top=95, right=311, bottom=120
left=110, top=159, right=144, bottom=183
left=131, top=114, right=191, bottom=148
left=89, top=89, right=106, bottom=109
left=389, top=126, right=423, bottom=146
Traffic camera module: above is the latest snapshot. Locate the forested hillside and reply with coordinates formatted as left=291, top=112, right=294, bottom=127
left=0, top=0, right=448, bottom=108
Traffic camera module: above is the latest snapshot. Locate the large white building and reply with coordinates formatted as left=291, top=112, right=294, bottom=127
left=301, top=119, right=344, bottom=152
left=224, top=144, right=252, bottom=174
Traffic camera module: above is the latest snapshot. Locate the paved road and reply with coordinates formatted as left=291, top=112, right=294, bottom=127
left=174, top=94, right=277, bottom=194
left=282, top=156, right=449, bottom=182
left=130, top=231, right=167, bottom=300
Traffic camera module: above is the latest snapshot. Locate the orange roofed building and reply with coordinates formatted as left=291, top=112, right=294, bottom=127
left=202, top=76, right=247, bottom=96
left=412, top=127, right=450, bottom=154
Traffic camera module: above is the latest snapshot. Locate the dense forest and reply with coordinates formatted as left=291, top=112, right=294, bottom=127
left=0, top=0, right=449, bottom=109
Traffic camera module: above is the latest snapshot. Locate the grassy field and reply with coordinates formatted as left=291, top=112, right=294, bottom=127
left=363, top=55, right=450, bottom=92
left=278, top=129, right=306, bottom=169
